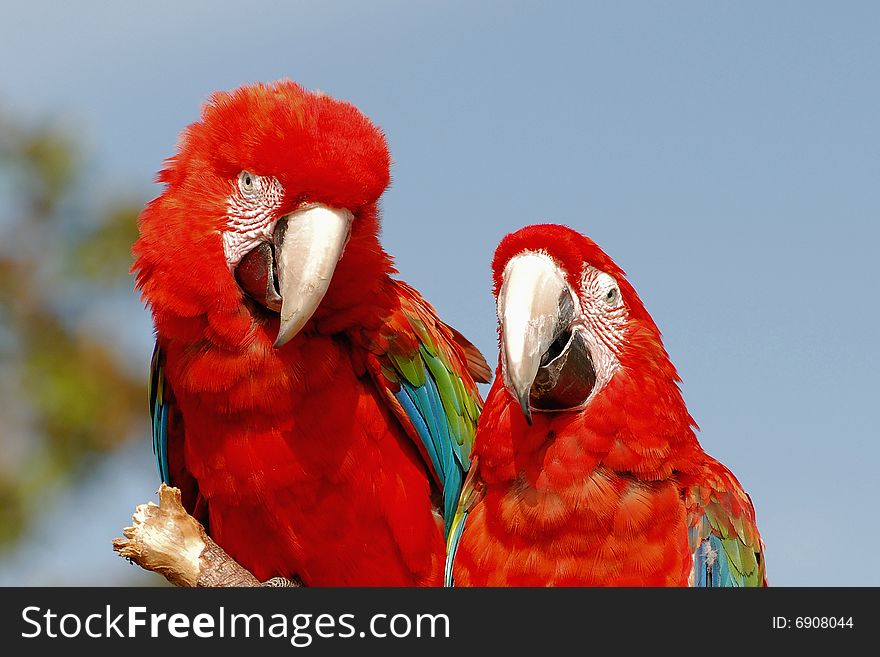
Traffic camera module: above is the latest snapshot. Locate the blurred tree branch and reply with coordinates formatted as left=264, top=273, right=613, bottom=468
left=0, top=110, right=147, bottom=548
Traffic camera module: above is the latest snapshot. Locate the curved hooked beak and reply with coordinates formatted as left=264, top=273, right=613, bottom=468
left=233, top=204, right=353, bottom=348
left=272, top=204, right=353, bottom=348
left=498, top=253, right=596, bottom=424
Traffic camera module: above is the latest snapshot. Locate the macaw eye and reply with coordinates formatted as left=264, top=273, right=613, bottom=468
left=604, top=287, right=619, bottom=305
left=238, top=170, right=257, bottom=195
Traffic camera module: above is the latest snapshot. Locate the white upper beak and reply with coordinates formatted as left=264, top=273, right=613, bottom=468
left=497, top=251, right=570, bottom=421
left=274, top=204, right=353, bottom=348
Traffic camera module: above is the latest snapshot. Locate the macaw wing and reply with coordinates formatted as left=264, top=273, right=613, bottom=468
left=684, top=456, right=767, bottom=587
left=359, top=280, right=487, bottom=537
left=149, top=342, right=203, bottom=520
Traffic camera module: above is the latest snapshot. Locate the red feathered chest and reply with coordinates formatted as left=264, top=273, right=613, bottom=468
left=453, top=382, right=697, bottom=586
left=161, top=330, right=444, bottom=586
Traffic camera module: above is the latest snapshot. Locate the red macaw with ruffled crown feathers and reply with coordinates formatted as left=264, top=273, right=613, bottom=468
left=447, top=224, right=766, bottom=586
left=133, top=80, right=489, bottom=586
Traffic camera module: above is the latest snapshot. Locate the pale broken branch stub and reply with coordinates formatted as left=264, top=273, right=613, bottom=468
left=113, top=483, right=295, bottom=587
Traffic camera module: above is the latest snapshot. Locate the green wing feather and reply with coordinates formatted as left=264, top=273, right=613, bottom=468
left=685, top=456, right=767, bottom=587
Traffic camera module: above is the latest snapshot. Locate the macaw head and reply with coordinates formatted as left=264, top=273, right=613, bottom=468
left=134, top=80, right=392, bottom=347
left=491, top=223, right=674, bottom=424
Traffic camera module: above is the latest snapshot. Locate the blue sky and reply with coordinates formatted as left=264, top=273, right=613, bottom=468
left=1, top=1, right=878, bottom=585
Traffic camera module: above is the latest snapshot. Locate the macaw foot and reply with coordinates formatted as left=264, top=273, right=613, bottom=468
left=261, top=576, right=302, bottom=587
left=113, top=483, right=268, bottom=587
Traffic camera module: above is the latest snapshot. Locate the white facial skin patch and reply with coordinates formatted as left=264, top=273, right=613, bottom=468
left=568, top=265, right=629, bottom=407
left=578, top=266, right=628, bottom=355
left=222, top=172, right=285, bottom=269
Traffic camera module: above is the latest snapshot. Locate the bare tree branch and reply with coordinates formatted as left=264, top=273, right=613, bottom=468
left=113, top=484, right=297, bottom=587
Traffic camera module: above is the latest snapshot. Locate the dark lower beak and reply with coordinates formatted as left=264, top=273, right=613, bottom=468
left=529, top=329, right=596, bottom=413
left=235, top=240, right=283, bottom=313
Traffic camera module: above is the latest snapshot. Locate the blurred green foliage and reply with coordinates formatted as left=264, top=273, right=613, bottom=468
left=0, top=111, right=147, bottom=547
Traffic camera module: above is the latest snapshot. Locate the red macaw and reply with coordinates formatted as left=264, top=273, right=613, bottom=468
left=447, top=224, right=766, bottom=586
left=133, top=80, right=489, bottom=586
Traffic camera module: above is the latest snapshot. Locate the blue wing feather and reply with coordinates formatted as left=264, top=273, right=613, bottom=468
left=149, top=342, right=171, bottom=484
left=694, top=535, right=737, bottom=587
left=393, top=387, right=439, bottom=476
left=154, top=402, right=169, bottom=483
left=395, top=375, right=464, bottom=533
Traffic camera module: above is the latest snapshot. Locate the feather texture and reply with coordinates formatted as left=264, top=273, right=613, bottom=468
left=685, top=456, right=767, bottom=587
left=360, top=280, right=484, bottom=534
